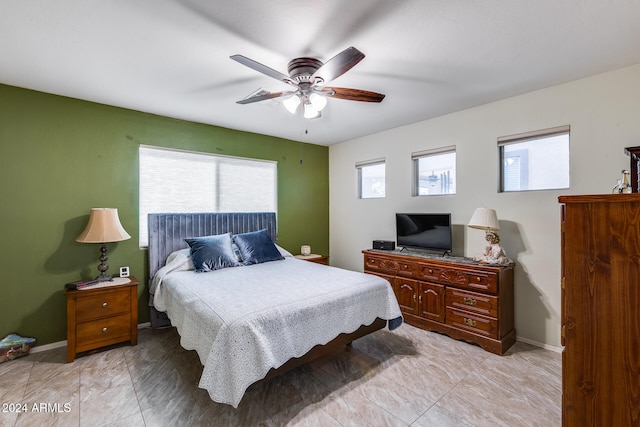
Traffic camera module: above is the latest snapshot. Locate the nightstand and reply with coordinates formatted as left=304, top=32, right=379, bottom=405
left=65, top=276, right=139, bottom=362
left=294, top=254, right=329, bottom=265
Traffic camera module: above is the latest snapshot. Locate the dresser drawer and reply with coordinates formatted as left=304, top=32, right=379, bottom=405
left=416, top=263, right=443, bottom=282
left=365, top=255, right=399, bottom=274
left=76, top=289, right=131, bottom=322
left=76, top=313, right=131, bottom=346
left=446, top=288, right=498, bottom=318
left=396, top=260, right=416, bottom=277
left=446, top=308, right=498, bottom=339
left=461, top=272, right=496, bottom=293
left=435, top=268, right=497, bottom=293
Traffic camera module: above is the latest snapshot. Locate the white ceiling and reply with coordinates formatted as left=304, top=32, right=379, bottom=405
left=2, top=1, right=640, bottom=145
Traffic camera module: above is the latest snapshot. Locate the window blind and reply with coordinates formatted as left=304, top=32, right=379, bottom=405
left=139, top=146, right=277, bottom=247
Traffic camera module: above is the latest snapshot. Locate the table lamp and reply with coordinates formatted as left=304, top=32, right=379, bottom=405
left=76, top=208, right=131, bottom=281
left=468, top=207, right=511, bottom=264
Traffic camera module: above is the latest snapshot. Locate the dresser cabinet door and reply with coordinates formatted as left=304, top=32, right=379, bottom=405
left=393, top=277, right=418, bottom=315
left=418, top=282, right=445, bottom=323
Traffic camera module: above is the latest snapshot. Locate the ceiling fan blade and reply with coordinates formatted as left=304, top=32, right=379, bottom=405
left=311, top=46, right=365, bottom=84
left=230, top=55, right=296, bottom=86
left=236, top=91, right=296, bottom=105
left=323, top=87, right=385, bottom=103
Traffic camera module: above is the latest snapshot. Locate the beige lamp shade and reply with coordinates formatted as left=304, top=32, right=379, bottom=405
left=468, top=207, right=500, bottom=231
left=76, top=208, right=131, bottom=243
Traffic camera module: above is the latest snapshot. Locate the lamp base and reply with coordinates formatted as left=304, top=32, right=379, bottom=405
left=96, top=272, right=113, bottom=282
left=96, top=243, right=113, bottom=282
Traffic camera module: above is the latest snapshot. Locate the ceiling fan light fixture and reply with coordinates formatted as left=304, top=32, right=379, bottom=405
left=282, top=94, right=300, bottom=114
left=309, top=93, right=327, bottom=111
left=303, top=101, right=320, bottom=119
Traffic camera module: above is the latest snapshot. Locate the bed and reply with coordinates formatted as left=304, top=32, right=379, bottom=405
left=147, top=212, right=402, bottom=407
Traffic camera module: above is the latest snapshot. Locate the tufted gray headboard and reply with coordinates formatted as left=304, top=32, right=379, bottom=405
left=147, top=212, right=277, bottom=327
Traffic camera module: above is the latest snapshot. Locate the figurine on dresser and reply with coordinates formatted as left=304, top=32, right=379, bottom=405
left=475, top=231, right=512, bottom=265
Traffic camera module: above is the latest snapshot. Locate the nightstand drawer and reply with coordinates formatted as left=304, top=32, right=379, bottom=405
left=446, top=308, right=498, bottom=339
left=76, top=313, right=131, bottom=347
left=76, top=289, right=130, bottom=322
left=446, top=288, right=498, bottom=318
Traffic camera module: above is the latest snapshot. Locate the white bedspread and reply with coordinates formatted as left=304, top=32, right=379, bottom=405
left=152, top=256, right=402, bottom=407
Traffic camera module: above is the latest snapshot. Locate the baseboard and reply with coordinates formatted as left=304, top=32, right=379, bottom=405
left=30, top=340, right=67, bottom=353
left=30, top=322, right=152, bottom=354
left=516, top=335, right=563, bottom=353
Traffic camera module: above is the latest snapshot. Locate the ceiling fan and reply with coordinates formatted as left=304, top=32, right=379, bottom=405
left=230, top=46, right=385, bottom=119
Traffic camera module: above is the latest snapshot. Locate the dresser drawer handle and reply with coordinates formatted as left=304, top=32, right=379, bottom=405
left=463, top=297, right=477, bottom=306
left=102, top=302, right=108, bottom=308
left=475, top=277, right=481, bottom=282
left=428, top=269, right=433, bottom=274
left=102, top=327, right=108, bottom=333
left=463, top=318, right=477, bottom=327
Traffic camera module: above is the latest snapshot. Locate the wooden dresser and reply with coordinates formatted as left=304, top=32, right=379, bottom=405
left=559, top=195, right=640, bottom=426
left=363, top=250, right=515, bottom=355
left=65, top=277, right=139, bottom=362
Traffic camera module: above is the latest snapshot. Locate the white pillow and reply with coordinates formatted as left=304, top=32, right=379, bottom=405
left=275, top=244, right=293, bottom=258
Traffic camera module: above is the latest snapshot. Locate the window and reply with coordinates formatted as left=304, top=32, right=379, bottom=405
left=412, top=146, right=456, bottom=196
left=357, top=159, right=385, bottom=198
left=139, top=146, right=277, bottom=247
left=499, top=125, right=570, bottom=192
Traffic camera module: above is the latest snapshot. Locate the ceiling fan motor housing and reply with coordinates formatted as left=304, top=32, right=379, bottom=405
left=287, top=57, right=323, bottom=84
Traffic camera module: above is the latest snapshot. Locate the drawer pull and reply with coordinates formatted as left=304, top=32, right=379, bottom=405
left=102, top=302, right=108, bottom=308
left=463, top=297, right=477, bottom=306
left=428, top=269, right=433, bottom=274
left=476, top=277, right=481, bottom=282
left=102, top=327, right=108, bottom=333
left=463, top=318, right=477, bottom=327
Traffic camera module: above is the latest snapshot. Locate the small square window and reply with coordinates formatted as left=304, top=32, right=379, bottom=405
left=499, top=126, right=570, bottom=192
left=357, top=161, right=385, bottom=199
left=413, top=148, right=456, bottom=196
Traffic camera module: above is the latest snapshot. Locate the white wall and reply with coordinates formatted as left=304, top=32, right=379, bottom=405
left=329, top=64, right=640, bottom=349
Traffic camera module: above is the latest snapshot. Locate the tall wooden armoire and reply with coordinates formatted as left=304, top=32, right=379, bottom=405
left=559, top=194, right=640, bottom=426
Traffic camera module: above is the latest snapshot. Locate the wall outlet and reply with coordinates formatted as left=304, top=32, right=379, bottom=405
left=119, top=266, right=130, bottom=278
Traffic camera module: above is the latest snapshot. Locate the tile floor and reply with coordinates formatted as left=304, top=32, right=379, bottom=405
left=1, top=324, right=561, bottom=426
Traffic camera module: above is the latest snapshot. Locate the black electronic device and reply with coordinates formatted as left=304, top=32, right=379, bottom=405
left=396, top=213, right=452, bottom=254
left=373, top=240, right=395, bottom=250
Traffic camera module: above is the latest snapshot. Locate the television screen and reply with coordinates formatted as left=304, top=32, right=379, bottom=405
left=396, top=213, right=452, bottom=253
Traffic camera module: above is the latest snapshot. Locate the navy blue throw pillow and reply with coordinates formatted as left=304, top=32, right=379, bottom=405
left=233, top=229, right=284, bottom=265
left=185, top=233, right=240, bottom=272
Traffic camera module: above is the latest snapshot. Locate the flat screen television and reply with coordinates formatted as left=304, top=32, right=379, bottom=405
left=396, top=213, right=452, bottom=254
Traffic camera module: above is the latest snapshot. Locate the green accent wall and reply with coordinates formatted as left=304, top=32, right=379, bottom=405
left=0, top=84, right=329, bottom=346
